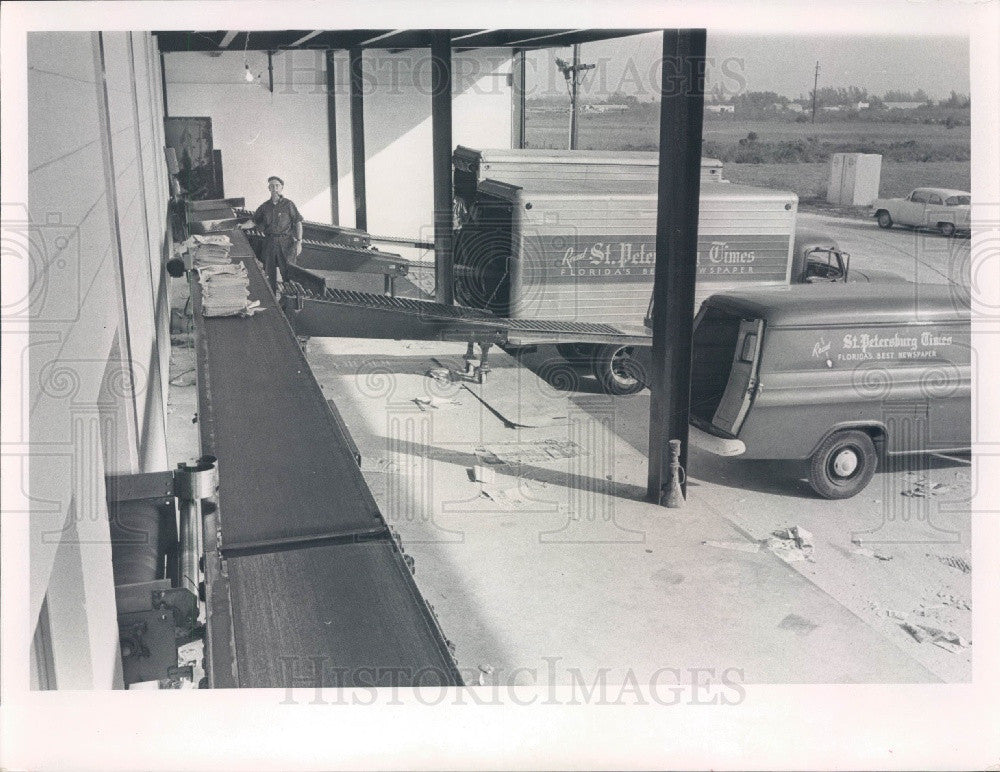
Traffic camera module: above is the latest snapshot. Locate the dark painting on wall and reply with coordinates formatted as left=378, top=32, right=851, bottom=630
left=165, top=116, right=223, bottom=200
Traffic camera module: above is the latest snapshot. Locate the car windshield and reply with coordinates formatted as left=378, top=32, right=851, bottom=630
left=946, top=195, right=971, bottom=206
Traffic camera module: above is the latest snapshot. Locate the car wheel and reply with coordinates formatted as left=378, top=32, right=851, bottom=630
left=556, top=342, right=594, bottom=362
left=938, top=222, right=956, bottom=238
left=876, top=211, right=893, bottom=229
left=808, top=429, right=878, bottom=499
left=591, top=344, right=647, bottom=396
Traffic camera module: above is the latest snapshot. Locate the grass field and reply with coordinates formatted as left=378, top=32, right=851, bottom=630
left=720, top=161, right=971, bottom=201
left=524, top=111, right=971, bottom=198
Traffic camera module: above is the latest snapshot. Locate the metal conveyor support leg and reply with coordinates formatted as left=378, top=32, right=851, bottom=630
left=173, top=456, right=218, bottom=602
left=476, top=342, right=493, bottom=384
left=464, top=341, right=476, bottom=375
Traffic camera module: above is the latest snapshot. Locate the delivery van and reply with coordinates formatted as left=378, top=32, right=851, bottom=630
left=687, top=283, right=970, bottom=498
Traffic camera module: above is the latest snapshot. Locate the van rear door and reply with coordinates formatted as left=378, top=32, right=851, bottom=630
left=711, top=318, right=764, bottom=435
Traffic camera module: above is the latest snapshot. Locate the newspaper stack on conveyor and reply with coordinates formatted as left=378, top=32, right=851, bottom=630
left=175, top=234, right=264, bottom=318
left=198, top=263, right=264, bottom=318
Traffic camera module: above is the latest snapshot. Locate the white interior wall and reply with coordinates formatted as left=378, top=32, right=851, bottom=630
left=164, top=47, right=514, bottom=247
left=26, top=31, right=170, bottom=689
left=164, top=50, right=333, bottom=221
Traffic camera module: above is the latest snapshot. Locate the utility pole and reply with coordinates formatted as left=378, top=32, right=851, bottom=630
left=556, top=45, right=595, bottom=149
left=811, top=61, right=820, bottom=123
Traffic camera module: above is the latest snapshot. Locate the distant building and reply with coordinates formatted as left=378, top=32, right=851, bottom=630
left=855, top=101, right=870, bottom=110
left=786, top=103, right=805, bottom=113
left=705, top=103, right=735, bottom=114
left=883, top=101, right=925, bottom=110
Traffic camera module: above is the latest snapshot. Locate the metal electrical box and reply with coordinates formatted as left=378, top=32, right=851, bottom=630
left=826, top=152, right=882, bottom=206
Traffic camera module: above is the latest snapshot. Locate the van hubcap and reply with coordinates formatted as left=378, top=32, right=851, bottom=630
left=832, top=448, right=859, bottom=477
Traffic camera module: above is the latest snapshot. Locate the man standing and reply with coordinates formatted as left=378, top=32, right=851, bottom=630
left=240, top=176, right=304, bottom=290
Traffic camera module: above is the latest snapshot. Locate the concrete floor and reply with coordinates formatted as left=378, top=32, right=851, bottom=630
left=295, top=336, right=967, bottom=685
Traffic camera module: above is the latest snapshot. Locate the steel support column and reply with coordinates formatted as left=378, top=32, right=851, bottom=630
left=325, top=51, right=340, bottom=225
left=431, top=31, right=454, bottom=305
left=511, top=48, right=527, bottom=149
left=646, top=29, right=707, bottom=503
left=349, top=47, right=367, bottom=232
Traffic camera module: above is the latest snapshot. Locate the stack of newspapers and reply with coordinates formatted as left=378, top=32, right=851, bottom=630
left=198, top=263, right=263, bottom=318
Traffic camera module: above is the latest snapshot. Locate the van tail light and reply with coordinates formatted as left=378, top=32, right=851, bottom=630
left=740, top=333, right=758, bottom=362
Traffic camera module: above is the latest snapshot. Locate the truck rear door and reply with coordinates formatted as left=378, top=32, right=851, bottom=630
left=711, top=318, right=764, bottom=436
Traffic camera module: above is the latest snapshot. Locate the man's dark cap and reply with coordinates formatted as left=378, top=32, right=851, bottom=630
left=267, top=176, right=284, bottom=185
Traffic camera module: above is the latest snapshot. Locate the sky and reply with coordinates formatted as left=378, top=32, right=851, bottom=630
left=525, top=32, right=970, bottom=102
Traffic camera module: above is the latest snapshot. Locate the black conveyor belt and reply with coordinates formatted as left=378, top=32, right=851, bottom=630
left=192, top=233, right=386, bottom=552
left=187, top=202, right=462, bottom=687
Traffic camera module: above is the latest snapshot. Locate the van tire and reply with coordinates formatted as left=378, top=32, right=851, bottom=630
left=808, top=430, right=877, bottom=499
left=876, top=211, right=893, bottom=229
left=938, top=222, right=956, bottom=237
left=591, top=344, right=647, bottom=396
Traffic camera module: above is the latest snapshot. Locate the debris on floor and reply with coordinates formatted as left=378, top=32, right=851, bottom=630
left=476, top=439, right=586, bottom=466
left=778, top=613, right=819, bottom=635
left=900, top=477, right=950, bottom=498
left=764, top=526, right=815, bottom=563
left=479, top=484, right=528, bottom=508
left=852, top=546, right=894, bottom=561
left=468, top=465, right=496, bottom=484
left=900, top=622, right=971, bottom=652
left=426, top=367, right=453, bottom=384
left=937, top=591, right=972, bottom=610
left=413, top=395, right=463, bottom=411
left=702, top=539, right=762, bottom=554
left=928, top=553, right=972, bottom=574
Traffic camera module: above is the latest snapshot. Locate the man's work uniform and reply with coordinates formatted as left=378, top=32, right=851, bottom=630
left=251, top=195, right=303, bottom=289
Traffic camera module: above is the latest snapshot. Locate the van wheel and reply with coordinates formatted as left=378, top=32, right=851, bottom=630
left=556, top=343, right=594, bottom=362
left=591, top=344, right=646, bottom=396
left=876, top=211, right=893, bottom=229
left=938, top=222, right=956, bottom=237
left=808, top=430, right=877, bottom=499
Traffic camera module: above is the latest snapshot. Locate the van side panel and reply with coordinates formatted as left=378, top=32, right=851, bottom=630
left=503, top=187, right=797, bottom=323
left=735, top=321, right=971, bottom=460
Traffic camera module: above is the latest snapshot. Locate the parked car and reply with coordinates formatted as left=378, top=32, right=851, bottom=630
left=871, top=187, right=971, bottom=237
left=792, top=228, right=907, bottom=283
left=687, top=283, right=970, bottom=499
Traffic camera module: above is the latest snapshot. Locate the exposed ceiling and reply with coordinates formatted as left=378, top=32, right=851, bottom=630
left=153, top=29, right=657, bottom=54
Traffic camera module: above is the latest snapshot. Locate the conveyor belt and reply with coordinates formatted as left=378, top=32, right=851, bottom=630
left=186, top=202, right=462, bottom=687
left=282, top=282, right=653, bottom=345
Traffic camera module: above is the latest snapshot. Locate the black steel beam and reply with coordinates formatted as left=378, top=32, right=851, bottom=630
left=325, top=51, right=340, bottom=225
left=349, top=47, right=367, bottom=232
left=431, top=30, right=454, bottom=305
left=646, top=29, right=707, bottom=503
left=511, top=49, right=526, bottom=149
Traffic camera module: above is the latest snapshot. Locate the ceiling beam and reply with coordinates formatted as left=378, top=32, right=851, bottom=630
left=289, top=30, right=323, bottom=47
left=219, top=31, right=239, bottom=48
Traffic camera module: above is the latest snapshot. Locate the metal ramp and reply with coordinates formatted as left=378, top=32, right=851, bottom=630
left=280, top=281, right=653, bottom=347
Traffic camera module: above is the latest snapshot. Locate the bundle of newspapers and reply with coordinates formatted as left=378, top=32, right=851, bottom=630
left=177, top=234, right=264, bottom=318
left=178, top=234, right=234, bottom=268
left=198, top=263, right=263, bottom=318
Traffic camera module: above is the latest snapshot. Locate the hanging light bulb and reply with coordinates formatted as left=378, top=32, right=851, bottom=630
left=244, top=63, right=254, bottom=83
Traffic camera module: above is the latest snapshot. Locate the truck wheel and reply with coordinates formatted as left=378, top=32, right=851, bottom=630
left=556, top=343, right=594, bottom=361
left=938, top=222, right=956, bottom=237
left=591, top=344, right=647, bottom=396
left=876, top=211, right=893, bottom=229
left=808, top=430, right=877, bottom=499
